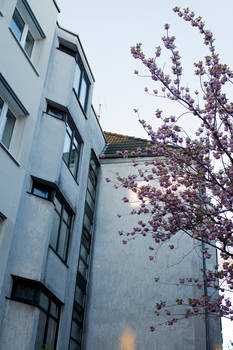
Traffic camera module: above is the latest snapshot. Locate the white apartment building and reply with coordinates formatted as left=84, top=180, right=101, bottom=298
left=0, top=1, right=222, bottom=349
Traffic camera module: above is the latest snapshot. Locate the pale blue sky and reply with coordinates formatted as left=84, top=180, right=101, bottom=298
left=56, top=0, right=233, bottom=140
left=56, top=1, right=233, bottom=346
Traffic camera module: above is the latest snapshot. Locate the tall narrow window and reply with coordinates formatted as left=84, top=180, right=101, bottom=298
left=11, top=7, right=25, bottom=41
left=50, top=194, right=72, bottom=262
left=73, top=57, right=89, bottom=112
left=63, top=117, right=82, bottom=180
left=1, top=109, right=16, bottom=149
left=24, top=30, right=35, bottom=57
left=69, top=152, right=99, bottom=349
left=0, top=96, right=16, bottom=150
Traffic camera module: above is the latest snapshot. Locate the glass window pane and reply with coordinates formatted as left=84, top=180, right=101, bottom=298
left=67, top=123, right=72, bottom=137
left=45, top=318, right=57, bottom=349
left=73, top=136, right=79, bottom=149
left=50, top=301, right=59, bottom=319
left=11, top=8, right=25, bottom=41
left=69, top=145, right=79, bottom=177
left=39, top=292, right=49, bottom=311
left=63, top=209, right=70, bottom=224
left=35, top=312, right=47, bottom=350
left=74, top=286, right=85, bottom=307
left=78, top=259, right=88, bottom=279
left=50, top=211, right=60, bottom=251
left=74, top=64, right=82, bottom=95
left=79, top=77, right=88, bottom=109
left=73, top=308, right=83, bottom=324
left=82, top=230, right=90, bottom=251
left=80, top=243, right=89, bottom=264
left=53, top=196, right=62, bottom=214
left=14, top=284, right=36, bottom=303
left=83, top=213, right=91, bottom=232
left=86, top=191, right=95, bottom=212
left=63, top=131, right=71, bottom=166
left=89, top=168, right=97, bottom=187
left=90, top=155, right=98, bottom=175
left=32, top=183, right=51, bottom=199
left=87, top=178, right=95, bottom=198
left=47, top=105, right=65, bottom=120
left=57, top=221, right=69, bottom=260
left=71, top=320, right=81, bottom=342
left=24, top=30, right=34, bottom=57
left=1, top=109, right=16, bottom=149
left=32, top=188, right=49, bottom=199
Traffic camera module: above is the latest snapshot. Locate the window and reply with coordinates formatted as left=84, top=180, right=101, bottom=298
left=11, top=276, right=61, bottom=350
left=50, top=194, right=72, bottom=262
left=73, top=57, right=89, bottom=112
left=10, top=0, right=45, bottom=60
left=11, top=7, right=25, bottom=41
left=0, top=96, right=16, bottom=150
left=46, top=104, right=67, bottom=121
left=31, top=180, right=54, bottom=200
left=57, top=39, right=90, bottom=113
left=69, top=152, right=99, bottom=349
left=63, top=118, right=82, bottom=180
left=11, top=7, right=35, bottom=58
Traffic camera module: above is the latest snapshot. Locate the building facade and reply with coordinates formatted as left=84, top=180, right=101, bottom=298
left=0, top=1, right=222, bottom=349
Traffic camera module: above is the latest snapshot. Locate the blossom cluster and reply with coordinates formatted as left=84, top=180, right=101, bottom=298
left=107, top=6, right=233, bottom=328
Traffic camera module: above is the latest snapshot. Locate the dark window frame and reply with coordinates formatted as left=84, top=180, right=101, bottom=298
left=73, top=56, right=90, bottom=114
left=69, top=151, right=99, bottom=350
left=46, top=103, right=67, bottom=121
left=49, top=192, right=73, bottom=263
left=31, top=180, right=54, bottom=201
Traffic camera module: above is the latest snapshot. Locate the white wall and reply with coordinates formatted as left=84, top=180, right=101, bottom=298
left=84, top=157, right=215, bottom=350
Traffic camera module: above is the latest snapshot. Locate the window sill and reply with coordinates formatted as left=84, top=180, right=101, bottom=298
left=49, top=245, right=69, bottom=268
left=0, top=142, right=20, bottom=166
left=72, top=88, right=88, bottom=120
left=9, top=28, right=39, bottom=77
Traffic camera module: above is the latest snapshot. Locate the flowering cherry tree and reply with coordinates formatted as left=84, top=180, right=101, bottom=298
left=105, top=7, right=233, bottom=329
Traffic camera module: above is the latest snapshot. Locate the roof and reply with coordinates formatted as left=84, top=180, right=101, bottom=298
left=103, top=132, right=152, bottom=158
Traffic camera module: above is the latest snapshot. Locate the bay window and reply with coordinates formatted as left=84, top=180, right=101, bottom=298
left=11, top=276, right=61, bottom=350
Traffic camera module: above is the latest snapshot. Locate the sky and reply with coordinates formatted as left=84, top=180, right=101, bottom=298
left=56, top=0, right=233, bottom=141
left=56, top=0, right=233, bottom=347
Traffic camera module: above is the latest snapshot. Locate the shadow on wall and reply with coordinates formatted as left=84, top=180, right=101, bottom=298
left=119, top=329, right=135, bottom=350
